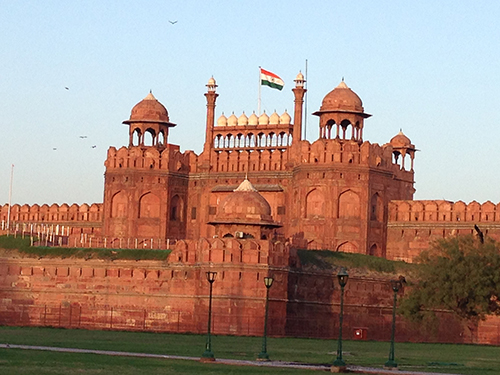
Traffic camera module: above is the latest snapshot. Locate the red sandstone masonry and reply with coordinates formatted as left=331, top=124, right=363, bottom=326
left=2, top=255, right=497, bottom=344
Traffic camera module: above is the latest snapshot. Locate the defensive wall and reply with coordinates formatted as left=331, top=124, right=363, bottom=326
left=387, top=200, right=500, bottom=262
left=1, top=242, right=500, bottom=344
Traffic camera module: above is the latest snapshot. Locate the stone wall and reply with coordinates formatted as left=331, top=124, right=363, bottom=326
left=387, top=200, right=500, bottom=262
left=2, top=254, right=498, bottom=344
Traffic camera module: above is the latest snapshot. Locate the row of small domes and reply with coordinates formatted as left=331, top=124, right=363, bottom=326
left=217, top=110, right=291, bottom=127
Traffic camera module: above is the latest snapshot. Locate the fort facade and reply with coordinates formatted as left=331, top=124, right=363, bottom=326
left=2, top=73, right=500, bottom=344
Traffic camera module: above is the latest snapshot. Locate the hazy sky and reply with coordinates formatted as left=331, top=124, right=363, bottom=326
left=1, top=1, right=500, bottom=206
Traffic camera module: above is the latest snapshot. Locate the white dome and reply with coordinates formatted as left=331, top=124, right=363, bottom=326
left=280, top=110, right=291, bottom=124
left=227, top=112, right=238, bottom=126
left=238, top=112, right=248, bottom=126
left=258, top=111, right=269, bottom=125
left=216, top=113, right=227, bottom=126
left=248, top=112, right=258, bottom=126
left=269, top=111, right=280, bottom=125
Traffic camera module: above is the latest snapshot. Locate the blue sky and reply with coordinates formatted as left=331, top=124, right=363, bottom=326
left=1, top=1, right=500, bottom=205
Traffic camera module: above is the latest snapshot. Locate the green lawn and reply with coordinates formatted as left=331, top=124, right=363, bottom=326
left=0, top=235, right=171, bottom=261
left=1, top=327, right=500, bottom=374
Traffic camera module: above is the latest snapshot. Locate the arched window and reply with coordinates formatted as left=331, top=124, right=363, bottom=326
left=144, top=129, right=155, bottom=146
left=132, top=129, right=141, bottom=146
left=158, top=131, right=165, bottom=146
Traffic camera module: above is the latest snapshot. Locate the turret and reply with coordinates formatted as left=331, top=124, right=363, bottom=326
left=123, top=92, right=176, bottom=148
left=312, top=80, right=371, bottom=142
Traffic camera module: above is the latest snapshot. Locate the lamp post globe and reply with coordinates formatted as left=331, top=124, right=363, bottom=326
left=201, top=271, right=217, bottom=361
left=258, top=276, right=274, bottom=360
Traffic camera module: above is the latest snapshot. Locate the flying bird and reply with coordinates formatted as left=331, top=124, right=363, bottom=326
left=65, top=87, right=69, bottom=90
left=52, top=148, right=57, bottom=151
left=91, top=145, right=97, bottom=148
left=168, top=20, right=178, bottom=24
left=79, top=136, right=87, bottom=139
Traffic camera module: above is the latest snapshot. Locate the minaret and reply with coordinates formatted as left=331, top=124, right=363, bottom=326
left=292, top=72, right=306, bottom=144
left=203, top=77, right=218, bottom=155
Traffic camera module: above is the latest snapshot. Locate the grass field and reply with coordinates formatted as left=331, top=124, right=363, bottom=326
left=1, top=327, right=500, bottom=374
left=0, top=235, right=171, bottom=261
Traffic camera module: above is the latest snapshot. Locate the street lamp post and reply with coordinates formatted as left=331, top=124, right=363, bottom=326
left=201, top=271, right=217, bottom=361
left=333, top=267, right=349, bottom=369
left=257, top=276, right=274, bottom=361
left=385, top=279, right=402, bottom=369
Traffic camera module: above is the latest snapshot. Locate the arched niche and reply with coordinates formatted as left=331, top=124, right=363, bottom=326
left=305, top=189, right=325, bottom=218
left=337, top=241, right=358, bottom=253
left=111, top=191, right=128, bottom=218
left=170, top=194, right=183, bottom=222
left=338, top=190, right=360, bottom=218
left=370, top=193, right=383, bottom=221
left=139, top=192, right=160, bottom=218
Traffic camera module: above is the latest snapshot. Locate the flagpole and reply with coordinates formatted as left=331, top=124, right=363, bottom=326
left=7, top=164, right=14, bottom=232
left=304, top=59, right=308, bottom=141
left=258, top=66, right=261, bottom=115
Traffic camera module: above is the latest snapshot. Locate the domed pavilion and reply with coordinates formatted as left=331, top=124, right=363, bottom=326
left=209, top=179, right=281, bottom=240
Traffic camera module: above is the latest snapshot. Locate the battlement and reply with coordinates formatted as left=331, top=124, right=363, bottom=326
left=389, top=200, right=500, bottom=223
left=0, top=202, right=103, bottom=224
left=170, top=238, right=290, bottom=267
left=105, top=145, right=193, bottom=173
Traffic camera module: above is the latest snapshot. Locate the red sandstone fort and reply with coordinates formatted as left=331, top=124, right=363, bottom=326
left=1, top=74, right=500, bottom=344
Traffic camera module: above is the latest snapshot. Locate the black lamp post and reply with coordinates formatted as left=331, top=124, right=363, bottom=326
left=333, top=267, right=349, bottom=368
left=385, top=279, right=402, bottom=369
left=201, top=271, right=217, bottom=361
left=257, top=276, right=274, bottom=360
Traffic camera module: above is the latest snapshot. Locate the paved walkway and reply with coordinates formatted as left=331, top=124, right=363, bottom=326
left=0, top=343, right=463, bottom=374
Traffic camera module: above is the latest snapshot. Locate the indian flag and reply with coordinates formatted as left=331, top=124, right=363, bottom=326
left=260, top=68, right=284, bottom=91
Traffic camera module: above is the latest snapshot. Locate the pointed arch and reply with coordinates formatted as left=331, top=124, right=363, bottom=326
left=170, top=194, right=183, bottom=222
left=111, top=191, right=128, bottom=218
left=306, top=188, right=325, bottom=218
left=369, top=243, right=382, bottom=257
left=338, top=190, right=360, bottom=218
left=370, top=193, right=383, bottom=221
left=139, top=192, right=160, bottom=218
left=337, top=241, right=358, bottom=253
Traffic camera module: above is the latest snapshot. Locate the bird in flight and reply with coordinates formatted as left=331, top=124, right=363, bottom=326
left=53, top=148, right=57, bottom=151
left=168, top=20, right=177, bottom=24
left=91, top=145, right=97, bottom=148
left=65, top=87, right=70, bottom=90
left=79, top=136, right=87, bottom=139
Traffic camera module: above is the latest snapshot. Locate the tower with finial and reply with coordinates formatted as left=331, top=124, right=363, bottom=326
left=122, top=91, right=176, bottom=148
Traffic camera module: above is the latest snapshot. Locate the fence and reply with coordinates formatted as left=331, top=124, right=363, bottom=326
left=0, top=303, right=283, bottom=337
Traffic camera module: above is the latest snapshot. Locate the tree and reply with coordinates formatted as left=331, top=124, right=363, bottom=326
left=399, top=235, right=500, bottom=328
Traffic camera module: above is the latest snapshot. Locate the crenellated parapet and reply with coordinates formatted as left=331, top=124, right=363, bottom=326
left=296, top=138, right=414, bottom=177
left=0, top=202, right=102, bottom=224
left=170, top=238, right=290, bottom=268
left=387, top=200, right=500, bottom=263
left=105, top=145, right=192, bottom=173
left=389, top=200, right=500, bottom=223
